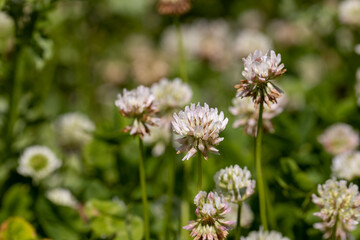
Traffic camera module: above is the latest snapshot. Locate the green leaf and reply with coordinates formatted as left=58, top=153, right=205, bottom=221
left=85, top=199, right=126, bottom=218
left=127, top=215, right=143, bottom=240
left=0, top=184, right=33, bottom=222
left=0, top=217, right=37, bottom=240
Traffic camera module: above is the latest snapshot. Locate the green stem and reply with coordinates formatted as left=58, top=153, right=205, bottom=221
left=175, top=17, right=188, bottom=82
left=181, top=160, right=191, bottom=240
left=4, top=47, right=25, bottom=153
left=235, top=202, right=243, bottom=239
left=138, top=137, right=150, bottom=240
left=197, top=153, right=202, bottom=191
left=255, top=93, right=268, bottom=230
left=331, top=216, right=338, bottom=240
left=164, top=144, right=175, bottom=239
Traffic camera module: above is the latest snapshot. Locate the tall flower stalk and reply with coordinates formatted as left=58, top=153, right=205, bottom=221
left=115, top=86, right=159, bottom=240
left=234, top=50, right=286, bottom=230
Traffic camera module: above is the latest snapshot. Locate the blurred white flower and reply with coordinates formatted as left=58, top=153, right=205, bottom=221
left=355, top=44, right=360, bottom=55
left=241, top=227, right=290, bottom=240
left=125, top=36, right=169, bottom=85
left=115, top=85, right=159, bottom=138
left=214, top=165, right=256, bottom=203
left=268, top=20, right=311, bottom=47
left=229, top=95, right=286, bottom=136
left=318, top=123, right=359, bottom=155
left=339, top=0, right=360, bottom=26
left=312, top=178, right=360, bottom=240
left=295, top=55, right=325, bottom=88
left=46, top=188, right=79, bottom=209
left=143, top=119, right=171, bottom=157
left=55, top=112, right=95, bottom=150
left=224, top=202, right=254, bottom=228
left=234, top=29, right=273, bottom=58
left=172, top=103, right=228, bottom=160
left=161, top=19, right=233, bottom=70
left=151, top=78, right=192, bottom=112
left=184, top=191, right=233, bottom=240
left=235, top=50, right=286, bottom=107
left=332, top=151, right=360, bottom=181
left=17, top=146, right=62, bottom=182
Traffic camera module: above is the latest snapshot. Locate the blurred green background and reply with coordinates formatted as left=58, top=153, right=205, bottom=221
left=0, top=0, right=360, bottom=239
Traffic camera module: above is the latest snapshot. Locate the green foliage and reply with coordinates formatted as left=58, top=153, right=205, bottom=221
left=0, top=217, right=37, bottom=240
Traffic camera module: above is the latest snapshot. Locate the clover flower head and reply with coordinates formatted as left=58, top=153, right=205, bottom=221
left=55, top=112, right=95, bottom=150
left=46, top=188, right=79, bottom=209
left=157, top=0, right=191, bottom=15
left=17, top=146, right=62, bottom=182
left=241, top=227, right=290, bottom=240
left=172, top=103, right=228, bottom=160
left=215, top=165, right=256, bottom=203
left=184, top=191, right=233, bottom=240
left=229, top=95, right=286, bottom=137
left=339, top=0, right=360, bottom=26
left=312, top=178, right=360, bottom=240
left=235, top=50, right=286, bottom=107
left=151, top=78, right=192, bottom=113
left=318, top=123, right=359, bottom=155
left=115, top=85, right=159, bottom=138
left=332, top=151, right=360, bottom=181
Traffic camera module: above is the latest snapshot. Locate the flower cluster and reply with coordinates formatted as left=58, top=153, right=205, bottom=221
left=172, top=103, right=228, bottom=160
left=229, top=95, right=286, bottom=136
left=55, top=112, right=95, bottom=150
left=115, top=85, right=159, bottom=138
left=332, top=151, right=360, bottom=181
left=184, top=191, right=233, bottom=240
left=235, top=50, right=286, bottom=107
left=215, top=165, right=256, bottom=203
left=312, top=178, right=360, bottom=240
left=318, top=123, right=359, bottom=155
left=17, top=146, right=62, bottom=182
left=339, top=0, right=360, bottom=26
left=46, top=188, right=79, bottom=209
left=151, top=78, right=192, bottom=113
left=241, top=227, right=290, bottom=240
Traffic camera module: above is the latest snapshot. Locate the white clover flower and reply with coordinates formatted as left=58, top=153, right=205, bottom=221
left=312, top=178, right=360, bottom=240
left=318, top=123, right=359, bottom=155
left=234, top=29, right=273, bottom=58
left=229, top=95, right=286, bottom=137
left=235, top=50, right=286, bottom=107
left=215, top=165, right=255, bottom=203
left=241, top=227, right=290, bottom=240
left=224, top=202, right=254, bottom=228
left=115, top=85, right=159, bottom=138
left=339, top=0, right=360, bottom=26
left=184, top=191, right=233, bottom=240
left=151, top=78, right=192, bottom=112
left=355, top=68, right=360, bottom=106
left=55, top=112, right=95, bottom=150
left=46, top=188, right=79, bottom=209
left=172, top=103, right=228, bottom=160
left=332, top=151, right=360, bottom=181
left=143, top=119, right=172, bottom=157
left=355, top=44, right=360, bottom=55
left=17, top=146, right=62, bottom=182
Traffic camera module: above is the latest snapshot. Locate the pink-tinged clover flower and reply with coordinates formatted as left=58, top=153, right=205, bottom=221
left=172, top=103, right=228, bottom=160
left=115, top=85, right=159, bottom=138
left=184, top=191, right=233, bottom=240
